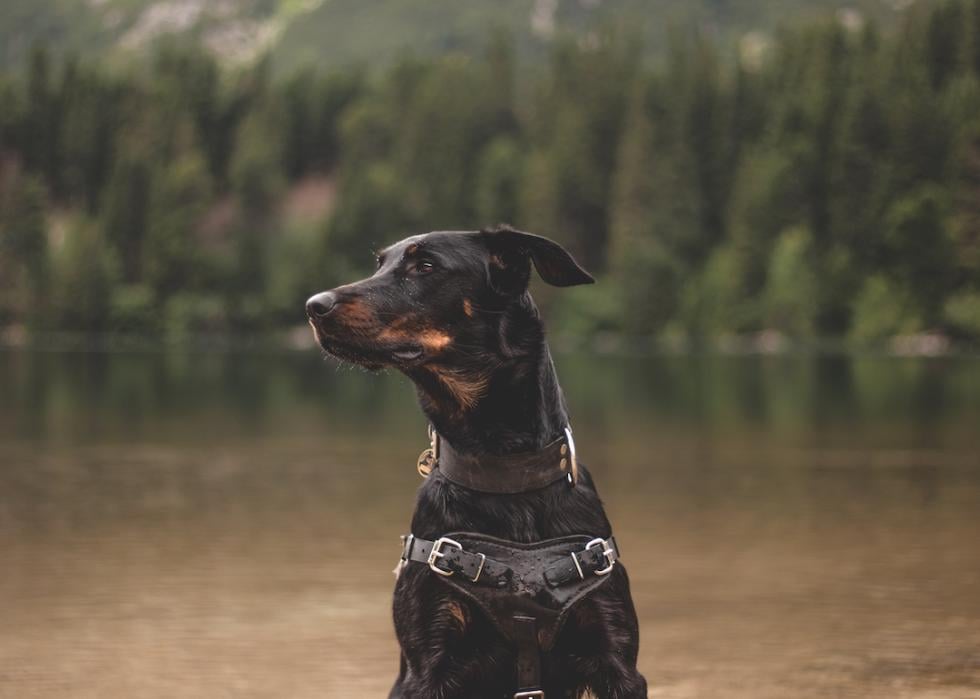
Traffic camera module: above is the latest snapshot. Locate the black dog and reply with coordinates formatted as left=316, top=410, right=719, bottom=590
left=306, top=226, right=646, bottom=698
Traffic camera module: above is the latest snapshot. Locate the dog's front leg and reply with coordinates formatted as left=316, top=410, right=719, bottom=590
left=556, top=571, right=648, bottom=699
left=393, top=571, right=515, bottom=698
left=387, top=653, right=409, bottom=698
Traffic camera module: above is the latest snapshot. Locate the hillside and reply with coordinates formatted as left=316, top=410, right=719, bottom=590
left=1, top=0, right=917, bottom=72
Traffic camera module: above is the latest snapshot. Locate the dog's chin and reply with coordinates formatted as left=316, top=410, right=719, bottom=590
left=315, top=333, right=425, bottom=371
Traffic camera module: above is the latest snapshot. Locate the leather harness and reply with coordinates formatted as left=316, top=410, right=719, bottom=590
left=399, top=426, right=621, bottom=699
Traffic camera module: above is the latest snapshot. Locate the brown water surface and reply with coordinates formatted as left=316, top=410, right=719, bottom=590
left=1, top=349, right=978, bottom=698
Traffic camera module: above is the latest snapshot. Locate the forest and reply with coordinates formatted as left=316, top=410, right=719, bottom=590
left=1, top=0, right=979, bottom=349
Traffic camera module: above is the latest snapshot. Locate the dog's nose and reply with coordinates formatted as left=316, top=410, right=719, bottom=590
left=306, top=291, right=337, bottom=319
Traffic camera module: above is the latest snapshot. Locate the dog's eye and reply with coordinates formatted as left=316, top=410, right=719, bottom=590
left=376, top=255, right=384, bottom=270
left=416, top=260, right=436, bottom=275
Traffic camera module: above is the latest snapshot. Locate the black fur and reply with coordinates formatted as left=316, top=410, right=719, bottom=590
left=306, top=226, right=646, bottom=698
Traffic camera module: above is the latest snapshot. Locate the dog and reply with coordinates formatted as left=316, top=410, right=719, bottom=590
left=306, top=226, right=646, bottom=698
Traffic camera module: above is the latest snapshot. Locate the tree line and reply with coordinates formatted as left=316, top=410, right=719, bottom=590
left=1, top=0, right=979, bottom=347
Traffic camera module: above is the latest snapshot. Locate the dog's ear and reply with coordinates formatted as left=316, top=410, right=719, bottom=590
left=483, top=226, right=594, bottom=294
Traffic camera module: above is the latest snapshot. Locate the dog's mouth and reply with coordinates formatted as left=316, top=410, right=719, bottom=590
left=310, top=321, right=425, bottom=368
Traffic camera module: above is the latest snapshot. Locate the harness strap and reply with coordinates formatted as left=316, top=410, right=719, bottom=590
left=512, top=615, right=544, bottom=699
left=401, top=534, right=511, bottom=586
left=542, top=537, right=620, bottom=586
left=400, top=534, right=619, bottom=587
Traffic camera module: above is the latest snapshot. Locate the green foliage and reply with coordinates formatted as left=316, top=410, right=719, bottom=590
left=881, top=186, right=955, bottom=320
left=681, top=245, right=757, bottom=338
left=326, top=163, right=412, bottom=279
left=0, top=174, right=49, bottom=323
left=101, top=157, right=151, bottom=284
left=1, top=1, right=979, bottom=347
left=109, top=284, right=157, bottom=336
left=53, top=220, right=118, bottom=332
left=550, top=281, right=625, bottom=342
left=850, top=275, right=923, bottom=344
left=264, top=222, right=323, bottom=324
left=475, top=136, right=524, bottom=225
left=230, top=106, right=286, bottom=212
left=163, top=292, right=227, bottom=343
left=764, top=227, right=819, bottom=337
left=143, top=152, right=213, bottom=298
left=943, top=290, right=980, bottom=336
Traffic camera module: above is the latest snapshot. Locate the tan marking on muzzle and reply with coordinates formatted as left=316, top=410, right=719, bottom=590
left=378, top=326, right=452, bottom=352
left=419, top=330, right=452, bottom=351
left=462, top=299, right=474, bottom=318
left=336, top=297, right=375, bottom=323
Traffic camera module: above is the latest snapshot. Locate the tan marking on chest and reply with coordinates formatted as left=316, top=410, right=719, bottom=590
left=444, top=599, right=468, bottom=630
left=429, top=367, right=489, bottom=411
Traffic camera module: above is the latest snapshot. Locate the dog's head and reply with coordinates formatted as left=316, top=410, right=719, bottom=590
left=305, top=226, right=593, bottom=376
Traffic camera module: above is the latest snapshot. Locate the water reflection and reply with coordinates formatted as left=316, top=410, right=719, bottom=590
left=1, top=349, right=978, bottom=697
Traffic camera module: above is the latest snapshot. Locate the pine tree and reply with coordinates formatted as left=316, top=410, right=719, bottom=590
left=101, top=156, right=151, bottom=283
left=925, top=0, right=966, bottom=90
left=143, top=152, right=213, bottom=299
left=0, top=175, right=49, bottom=322
left=950, top=121, right=980, bottom=283
left=23, top=45, right=59, bottom=189
left=53, top=220, right=117, bottom=332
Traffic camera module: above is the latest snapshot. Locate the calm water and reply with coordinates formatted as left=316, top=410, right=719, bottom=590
left=1, top=349, right=978, bottom=698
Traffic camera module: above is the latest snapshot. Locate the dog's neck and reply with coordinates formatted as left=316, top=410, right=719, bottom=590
left=408, top=294, right=569, bottom=456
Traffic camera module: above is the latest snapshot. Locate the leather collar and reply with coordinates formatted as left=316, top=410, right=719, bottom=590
left=417, top=427, right=578, bottom=494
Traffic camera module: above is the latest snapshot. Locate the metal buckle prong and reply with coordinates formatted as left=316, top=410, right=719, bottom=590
left=471, top=552, right=487, bottom=583
left=585, top=537, right=616, bottom=575
left=427, top=536, right=463, bottom=577
left=570, top=550, right=585, bottom=580
left=514, top=691, right=545, bottom=699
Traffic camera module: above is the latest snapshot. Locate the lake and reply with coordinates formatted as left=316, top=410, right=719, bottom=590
left=1, top=348, right=978, bottom=698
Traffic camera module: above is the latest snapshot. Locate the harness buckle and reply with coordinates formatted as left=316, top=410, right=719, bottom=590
left=427, top=536, right=463, bottom=577
left=585, top=537, right=617, bottom=576
left=514, top=691, right=545, bottom=699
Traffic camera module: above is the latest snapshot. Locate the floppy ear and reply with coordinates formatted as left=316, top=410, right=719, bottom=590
left=483, top=226, right=595, bottom=293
